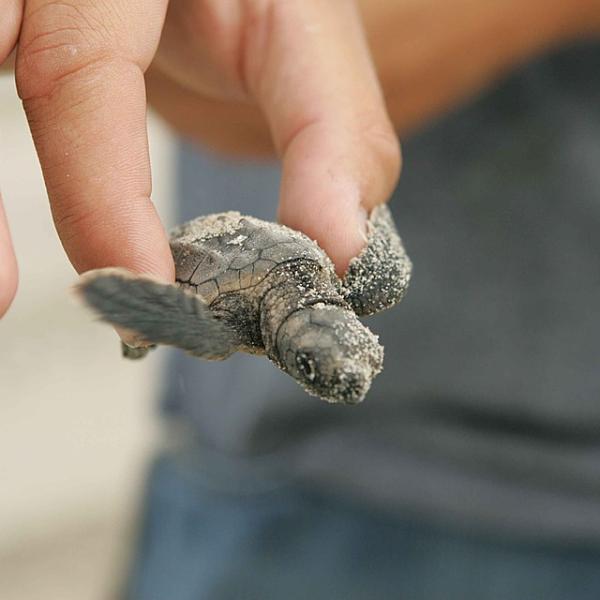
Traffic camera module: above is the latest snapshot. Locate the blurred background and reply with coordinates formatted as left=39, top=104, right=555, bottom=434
left=0, top=73, right=175, bottom=599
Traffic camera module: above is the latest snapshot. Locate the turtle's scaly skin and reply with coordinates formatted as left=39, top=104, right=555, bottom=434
left=78, top=206, right=412, bottom=404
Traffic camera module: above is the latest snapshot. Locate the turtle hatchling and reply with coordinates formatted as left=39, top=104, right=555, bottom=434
left=78, top=205, right=411, bottom=404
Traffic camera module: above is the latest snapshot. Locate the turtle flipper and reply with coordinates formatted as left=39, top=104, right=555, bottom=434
left=77, top=268, right=237, bottom=360
left=342, top=204, right=412, bottom=316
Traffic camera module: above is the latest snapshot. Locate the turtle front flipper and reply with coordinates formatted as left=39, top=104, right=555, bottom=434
left=77, top=268, right=238, bottom=360
left=342, top=204, right=412, bottom=316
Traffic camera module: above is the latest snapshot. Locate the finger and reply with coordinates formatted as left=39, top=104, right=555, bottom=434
left=0, top=193, right=18, bottom=317
left=15, top=0, right=173, bottom=282
left=244, top=0, right=401, bottom=273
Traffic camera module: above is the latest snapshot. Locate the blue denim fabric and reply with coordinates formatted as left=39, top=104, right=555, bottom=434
left=126, top=452, right=600, bottom=600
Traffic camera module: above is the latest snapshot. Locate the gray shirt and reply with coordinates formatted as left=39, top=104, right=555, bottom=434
left=163, top=43, right=600, bottom=541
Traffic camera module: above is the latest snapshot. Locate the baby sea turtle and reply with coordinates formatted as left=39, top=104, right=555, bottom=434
left=78, top=205, right=411, bottom=404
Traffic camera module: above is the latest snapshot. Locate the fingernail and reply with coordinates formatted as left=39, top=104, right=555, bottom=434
left=357, top=205, right=369, bottom=244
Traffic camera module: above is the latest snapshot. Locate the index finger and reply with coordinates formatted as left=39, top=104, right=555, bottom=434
left=15, top=0, right=174, bottom=281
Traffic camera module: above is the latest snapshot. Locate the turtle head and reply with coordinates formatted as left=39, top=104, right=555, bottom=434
left=276, top=305, right=383, bottom=404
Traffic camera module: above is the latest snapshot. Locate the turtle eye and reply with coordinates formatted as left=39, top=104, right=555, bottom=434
left=296, top=353, right=317, bottom=381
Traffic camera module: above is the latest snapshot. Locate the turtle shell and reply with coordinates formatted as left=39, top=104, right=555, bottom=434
left=170, top=211, right=331, bottom=305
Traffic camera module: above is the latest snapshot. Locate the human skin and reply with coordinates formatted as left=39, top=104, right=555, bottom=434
left=0, top=0, right=598, bottom=320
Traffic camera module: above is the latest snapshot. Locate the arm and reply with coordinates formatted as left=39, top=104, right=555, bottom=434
left=362, top=0, right=600, bottom=135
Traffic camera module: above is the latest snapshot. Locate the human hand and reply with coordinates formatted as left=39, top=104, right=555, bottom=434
left=0, top=0, right=400, bottom=319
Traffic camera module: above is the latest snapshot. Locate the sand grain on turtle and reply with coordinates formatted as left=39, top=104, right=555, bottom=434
left=77, top=206, right=412, bottom=404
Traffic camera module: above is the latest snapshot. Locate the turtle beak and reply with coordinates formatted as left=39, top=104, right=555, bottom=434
left=298, top=333, right=383, bottom=405
left=322, top=340, right=383, bottom=404
left=327, top=360, right=373, bottom=404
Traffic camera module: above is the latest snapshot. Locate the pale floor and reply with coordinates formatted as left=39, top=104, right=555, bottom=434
left=0, top=74, right=176, bottom=599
